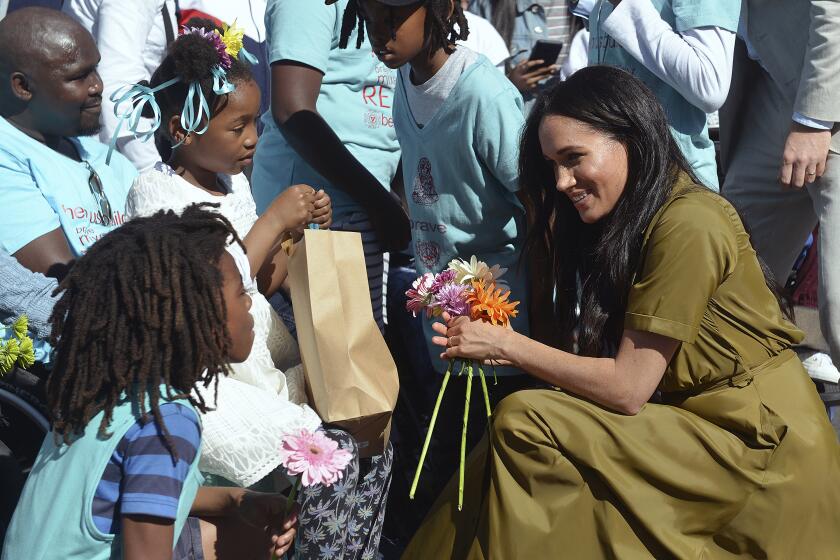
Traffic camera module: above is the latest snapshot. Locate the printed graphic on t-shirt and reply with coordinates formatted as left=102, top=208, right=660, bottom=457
left=412, top=157, right=440, bottom=206
left=61, top=204, right=126, bottom=251
left=361, top=55, right=396, bottom=130
left=415, top=239, right=441, bottom=269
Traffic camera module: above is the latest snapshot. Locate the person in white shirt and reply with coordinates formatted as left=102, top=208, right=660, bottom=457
left=587, top=0, right=740, bottom=191
left=63, top=0, right=177, bottom=172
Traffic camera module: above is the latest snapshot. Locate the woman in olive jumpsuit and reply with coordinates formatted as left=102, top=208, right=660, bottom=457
left=402, top=67, right=840, bottom=559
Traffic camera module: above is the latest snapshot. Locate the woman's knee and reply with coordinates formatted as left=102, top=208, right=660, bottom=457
left=492, top=390, right=538, bottom=440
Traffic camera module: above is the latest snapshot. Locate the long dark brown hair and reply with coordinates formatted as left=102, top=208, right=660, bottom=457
left=519, top=66, right=787, bottom=357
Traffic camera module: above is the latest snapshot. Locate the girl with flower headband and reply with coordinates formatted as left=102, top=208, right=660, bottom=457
left=121, top=21, right=394, bottom=560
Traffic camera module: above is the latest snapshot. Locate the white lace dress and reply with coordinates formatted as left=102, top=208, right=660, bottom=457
left=126, top=163, right=321, bottom=487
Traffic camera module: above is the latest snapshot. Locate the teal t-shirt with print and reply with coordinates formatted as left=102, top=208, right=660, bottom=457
left=251, top=0, right=400, bottom=220
left=393, top=54, right=530, bottom=374
left=588, top=0, right=741, bottom=190
left=0, top=117, right=136, bottom=256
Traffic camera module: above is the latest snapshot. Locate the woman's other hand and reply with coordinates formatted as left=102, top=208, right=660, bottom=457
left=432, top=313, right=514, bottom=363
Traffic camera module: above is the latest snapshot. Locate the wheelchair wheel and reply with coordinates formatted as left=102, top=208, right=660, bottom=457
left=0, top=368, right=49, bottom=542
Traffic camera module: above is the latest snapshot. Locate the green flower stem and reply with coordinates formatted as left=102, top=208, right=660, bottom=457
left=459, top=363, right=474, bottom=511
left=493, top=364, right=498, bottom=386
left=479, top=367, right=491, bottom=419
left=409, top=361, right=453, bottom=500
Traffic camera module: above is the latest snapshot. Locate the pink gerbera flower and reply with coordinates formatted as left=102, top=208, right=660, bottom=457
left=279, top=429, right=353, bottom=487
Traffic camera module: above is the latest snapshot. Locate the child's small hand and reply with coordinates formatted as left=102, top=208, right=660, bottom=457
left=267, top=184, right=316, bottom=233
left=311, top=189, right=332, bottom=229
left=235, top=491, right=298, bottom=557
left=268, top=507, right=298, bottom=558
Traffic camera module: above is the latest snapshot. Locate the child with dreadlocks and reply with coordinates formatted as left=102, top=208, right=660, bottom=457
left=2, top=207, right=297, bottom=560
left=121, top=22, right=394, bottom=560
left=337, top=0, right=533, bottom=525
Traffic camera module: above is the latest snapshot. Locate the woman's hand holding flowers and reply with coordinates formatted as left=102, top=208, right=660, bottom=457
left=432, top=312, right=515, bottom=366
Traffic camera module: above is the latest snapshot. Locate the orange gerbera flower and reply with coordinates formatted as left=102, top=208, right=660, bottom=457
left=466, top=280, right=519, bottom=327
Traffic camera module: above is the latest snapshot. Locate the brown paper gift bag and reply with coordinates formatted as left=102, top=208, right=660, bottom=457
left=284, top=229, right=399, bottom=457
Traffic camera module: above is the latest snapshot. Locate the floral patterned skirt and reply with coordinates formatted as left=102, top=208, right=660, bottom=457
left=295, top=428, right=393, bottom=560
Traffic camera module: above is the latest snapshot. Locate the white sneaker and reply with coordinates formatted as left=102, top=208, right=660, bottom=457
left=798, top=350, right=840, bottom=384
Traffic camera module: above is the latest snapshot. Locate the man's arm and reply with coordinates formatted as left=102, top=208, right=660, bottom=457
left=0, top=250, right=59, bottom=338
left=12, top=228, right=74, bottom=280
left=781, top=0, right=840, bottom=188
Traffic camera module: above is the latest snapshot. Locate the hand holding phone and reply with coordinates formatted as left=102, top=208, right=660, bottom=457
left=528, top=40, right=564, bottom=69
left=508, top=41, right=563, bottom=93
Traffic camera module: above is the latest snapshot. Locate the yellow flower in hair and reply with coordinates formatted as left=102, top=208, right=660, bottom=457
left=220, top=20, right=245, bottom=58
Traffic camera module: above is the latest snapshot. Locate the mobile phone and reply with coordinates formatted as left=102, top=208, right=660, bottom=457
left=528, top=40, right=563, bottom=68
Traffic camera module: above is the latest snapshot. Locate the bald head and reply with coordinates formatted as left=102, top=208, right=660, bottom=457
left=0, top=7, right=103, bottom=138
left=0, top=7, right=92, bottom=75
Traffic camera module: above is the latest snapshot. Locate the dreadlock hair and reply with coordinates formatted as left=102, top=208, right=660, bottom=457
left=143, top=18, right=254, bottom=152
left=338, top=0, right=469, bottom=55
left=46, top=204, right=243, bottom=459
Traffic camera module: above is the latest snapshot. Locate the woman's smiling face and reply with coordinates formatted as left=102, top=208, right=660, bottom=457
left=538, top=115, right=629, bottom=224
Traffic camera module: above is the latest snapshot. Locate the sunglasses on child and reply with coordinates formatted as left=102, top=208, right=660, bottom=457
left=82, top=161, right=113, bottom=225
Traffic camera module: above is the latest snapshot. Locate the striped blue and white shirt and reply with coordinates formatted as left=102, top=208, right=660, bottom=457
left=92, top=402, right=201, bottom=534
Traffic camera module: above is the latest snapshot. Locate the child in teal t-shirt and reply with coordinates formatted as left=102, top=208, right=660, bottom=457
left=251, top=0, right=400, bottom=220
left=588, top=0, right=741, bottom=190
left=340, top=0, right=530, bottom=375
left=251, top=0, right=409, bottom=331
left=2, top=209, right=298, bottom=560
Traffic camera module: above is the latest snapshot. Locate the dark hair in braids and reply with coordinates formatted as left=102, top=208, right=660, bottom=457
left=46, top=205, right=242, bottom=459
left=144, top=18, right=254, bottom=150
left=519, top=66, right=790, bottom=357
left=339, top=0, right=469, bottom=55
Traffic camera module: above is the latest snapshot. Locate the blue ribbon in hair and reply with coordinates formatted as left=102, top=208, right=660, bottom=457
left=175, top=81, right=212, bottom=146
left=105, top=76, right=180, bottom=164
left=238, top=47, right=258, bottom=65
left=211, top=65, right=235, bottom=95
left=106, top=63, right=245, bottom=163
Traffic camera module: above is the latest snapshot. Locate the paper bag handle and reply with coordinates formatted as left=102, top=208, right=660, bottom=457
left=281, top=223, right=320, bottom=256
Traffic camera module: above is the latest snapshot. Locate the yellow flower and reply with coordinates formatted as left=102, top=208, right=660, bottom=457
left=12, top=314, right=28, bottom=339
left=17, top=336, right=35, bottom=369
left=466, top=281, right=519, bottom=327
left=0, top=338, right=20, bottom=375
left=220, top=20, right=245, bottom=58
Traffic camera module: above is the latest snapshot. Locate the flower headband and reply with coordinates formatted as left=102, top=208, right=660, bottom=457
left=106, top=21, right=257, bottom=164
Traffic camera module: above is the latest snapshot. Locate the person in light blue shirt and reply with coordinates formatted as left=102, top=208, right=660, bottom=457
left=345, top=0, right=530, bottom=376
left=252, top=0, right=409, bottom=331
left=394, top=56, right=531, bottom=375
left=588, top=0, right=741, bottom=190
left=0, top=8, right=136, bottom=278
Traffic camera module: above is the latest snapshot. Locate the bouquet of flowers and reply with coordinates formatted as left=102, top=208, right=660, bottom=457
left=0, top=315, right=35, bottom=376
left=405, top=256, right=520, bottom=510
